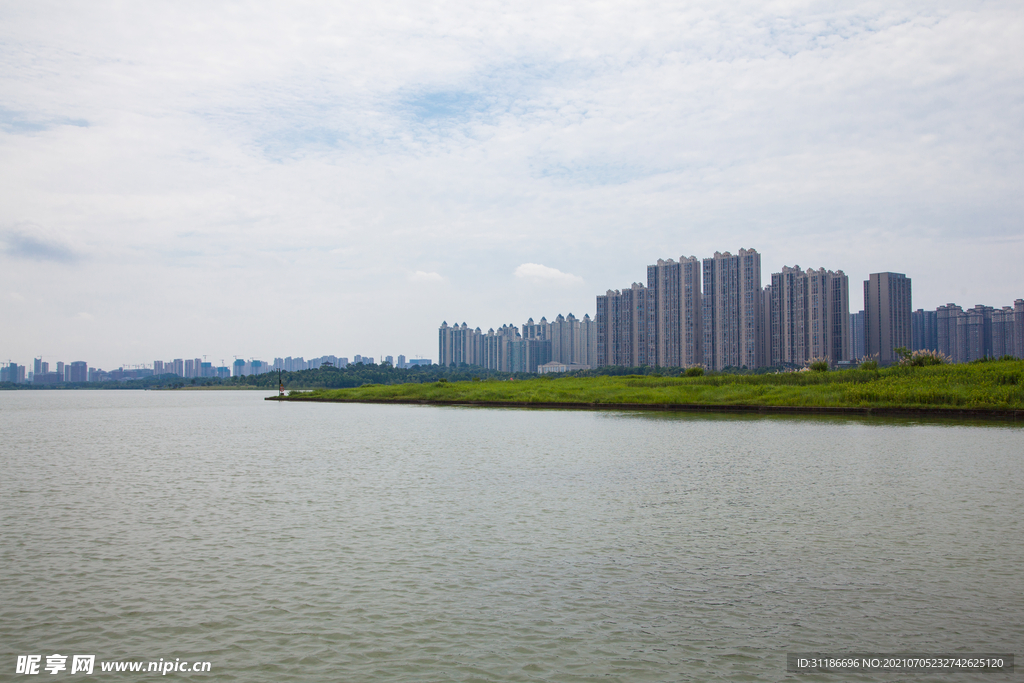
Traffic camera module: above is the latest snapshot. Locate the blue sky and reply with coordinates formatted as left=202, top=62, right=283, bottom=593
left=1, top=1, right=1022, bottom=368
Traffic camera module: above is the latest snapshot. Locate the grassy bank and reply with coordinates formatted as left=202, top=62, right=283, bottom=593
left=277, top=359, right=1024, bottom=411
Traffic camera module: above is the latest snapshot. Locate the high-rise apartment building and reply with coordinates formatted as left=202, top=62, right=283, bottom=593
left=69, top=361, right=87, bottom=383
left=438, top=322, right=482, bottom=367
left=441, top=314, right=594, bottom=372
left=850, top=311, right=865, bottom=360
left=521, top=318, right=547, bottom=341
left=1016, top=300, right=1024, bottom=359
left=768, top=266, right=850, bottom=367
left=991, top=307, right=1016, bottom=358
left=809, top=268, right=850, bottom=364
left=545, top=313, right=597, bottom=368
left=647, top=257, right=702, bottom=367
left=912, top=309, right=938, bottom=352
left=864, top=272, right=912, bottom=364
left=770, top=266, right=808, bottom=366
left=507, top=338, right=551, bottom=373
left=702, top=249, right=762, bottom=370
left=480, top=325, right=520, bottom=371
left=936, top=304, right=962, bottom=361
left=938, top=300, right=1021, bottom=361
left=966, top=305, right=994, bottom=361
left=596, top=283, right=653, bottom=367
left=2, top=362, right=26, bottom=383
left=576, top=314, right=597, bottom=367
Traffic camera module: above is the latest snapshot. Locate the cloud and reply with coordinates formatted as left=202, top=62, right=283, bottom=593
left=0, top=229, right=80, bottom=263
left=514, top=263, right=584, bottom=286
left=409, top=270, right=444, bottom=283
left=0, top=2, right=1022, bottom=367
left=0, top=107, right=88, bottom=134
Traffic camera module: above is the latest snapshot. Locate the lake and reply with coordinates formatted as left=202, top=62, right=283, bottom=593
left=1, top=391, right=1020, bottom=681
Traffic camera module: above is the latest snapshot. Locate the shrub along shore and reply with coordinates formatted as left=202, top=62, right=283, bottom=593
left=269, top=359, right=1024, bottom=418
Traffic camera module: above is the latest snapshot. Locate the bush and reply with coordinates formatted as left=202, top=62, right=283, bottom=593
left=683, top=366, right=705, bottom=377
left=905, top=349, right=949, bottom=367
left=859, top=359, right=879, bottom=371
left=809, top=358, right=830, bottom=372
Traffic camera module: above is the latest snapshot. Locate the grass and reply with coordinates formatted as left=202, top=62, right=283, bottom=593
left=279, top=360, right=1024, bottom=412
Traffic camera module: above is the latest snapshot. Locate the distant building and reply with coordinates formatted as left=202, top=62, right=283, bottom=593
left=648, top=256, right=703, bottom=368
left=545, top=313, right=597, bottom=368
left=937, top=301, right=1022, bottom=362
left=232, top=358, right=246, bottom=376
left=385, top=355, right=394, bottom=366
left=864, top=272, right=912, bottom=364
left=508, top=337, right=551, bottom=373
left=850, top=311, right=865, bottom=360
left=2, top=363, right=26, bottom=383
left=912, top=309, right=938, bottom=352
left=768, top=266, right=849, bottom=367
left=408, top=358, right=431, bottom=367
left=397, top=354, right=407, bottom=369
left=522, top=317, right=547, bottom=341
left=1016, top=299, right=1024, bottom=358
left=69, top=361, right=88, bottom=383
left=991, top=306, right=1015, bottom=358
left=703, top=249, right=762, bottom=370
left=596, top=283, right=653, bottom=367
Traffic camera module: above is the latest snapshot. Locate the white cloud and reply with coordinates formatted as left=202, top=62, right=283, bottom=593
left=409, top=270, right=444, bottom=283
left=514, top=263, right=584, bottom=286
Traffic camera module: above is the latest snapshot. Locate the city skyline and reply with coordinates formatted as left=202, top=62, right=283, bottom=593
left=8, top=249, right=1024, bottom=375
left=2, top=4, right=1023, bottom=368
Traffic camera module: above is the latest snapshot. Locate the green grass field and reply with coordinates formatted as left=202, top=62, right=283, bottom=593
left=281, top=360, right=1024, bottom=411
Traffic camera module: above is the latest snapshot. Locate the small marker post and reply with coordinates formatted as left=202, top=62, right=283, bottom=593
left=279, top=369, right=284, bottom=396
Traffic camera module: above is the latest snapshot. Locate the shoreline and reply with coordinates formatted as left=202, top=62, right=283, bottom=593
left=265, top=395, right=1024, bottom=421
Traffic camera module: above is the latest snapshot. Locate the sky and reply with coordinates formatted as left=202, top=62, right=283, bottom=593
left=1, top=1, right=1022, bottom=369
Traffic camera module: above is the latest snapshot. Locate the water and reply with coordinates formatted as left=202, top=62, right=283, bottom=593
left=1, top=391, right=1021, bottom=681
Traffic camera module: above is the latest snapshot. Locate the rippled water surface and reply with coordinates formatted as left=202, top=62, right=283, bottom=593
left=1, top=391, right=1022, bottom=681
